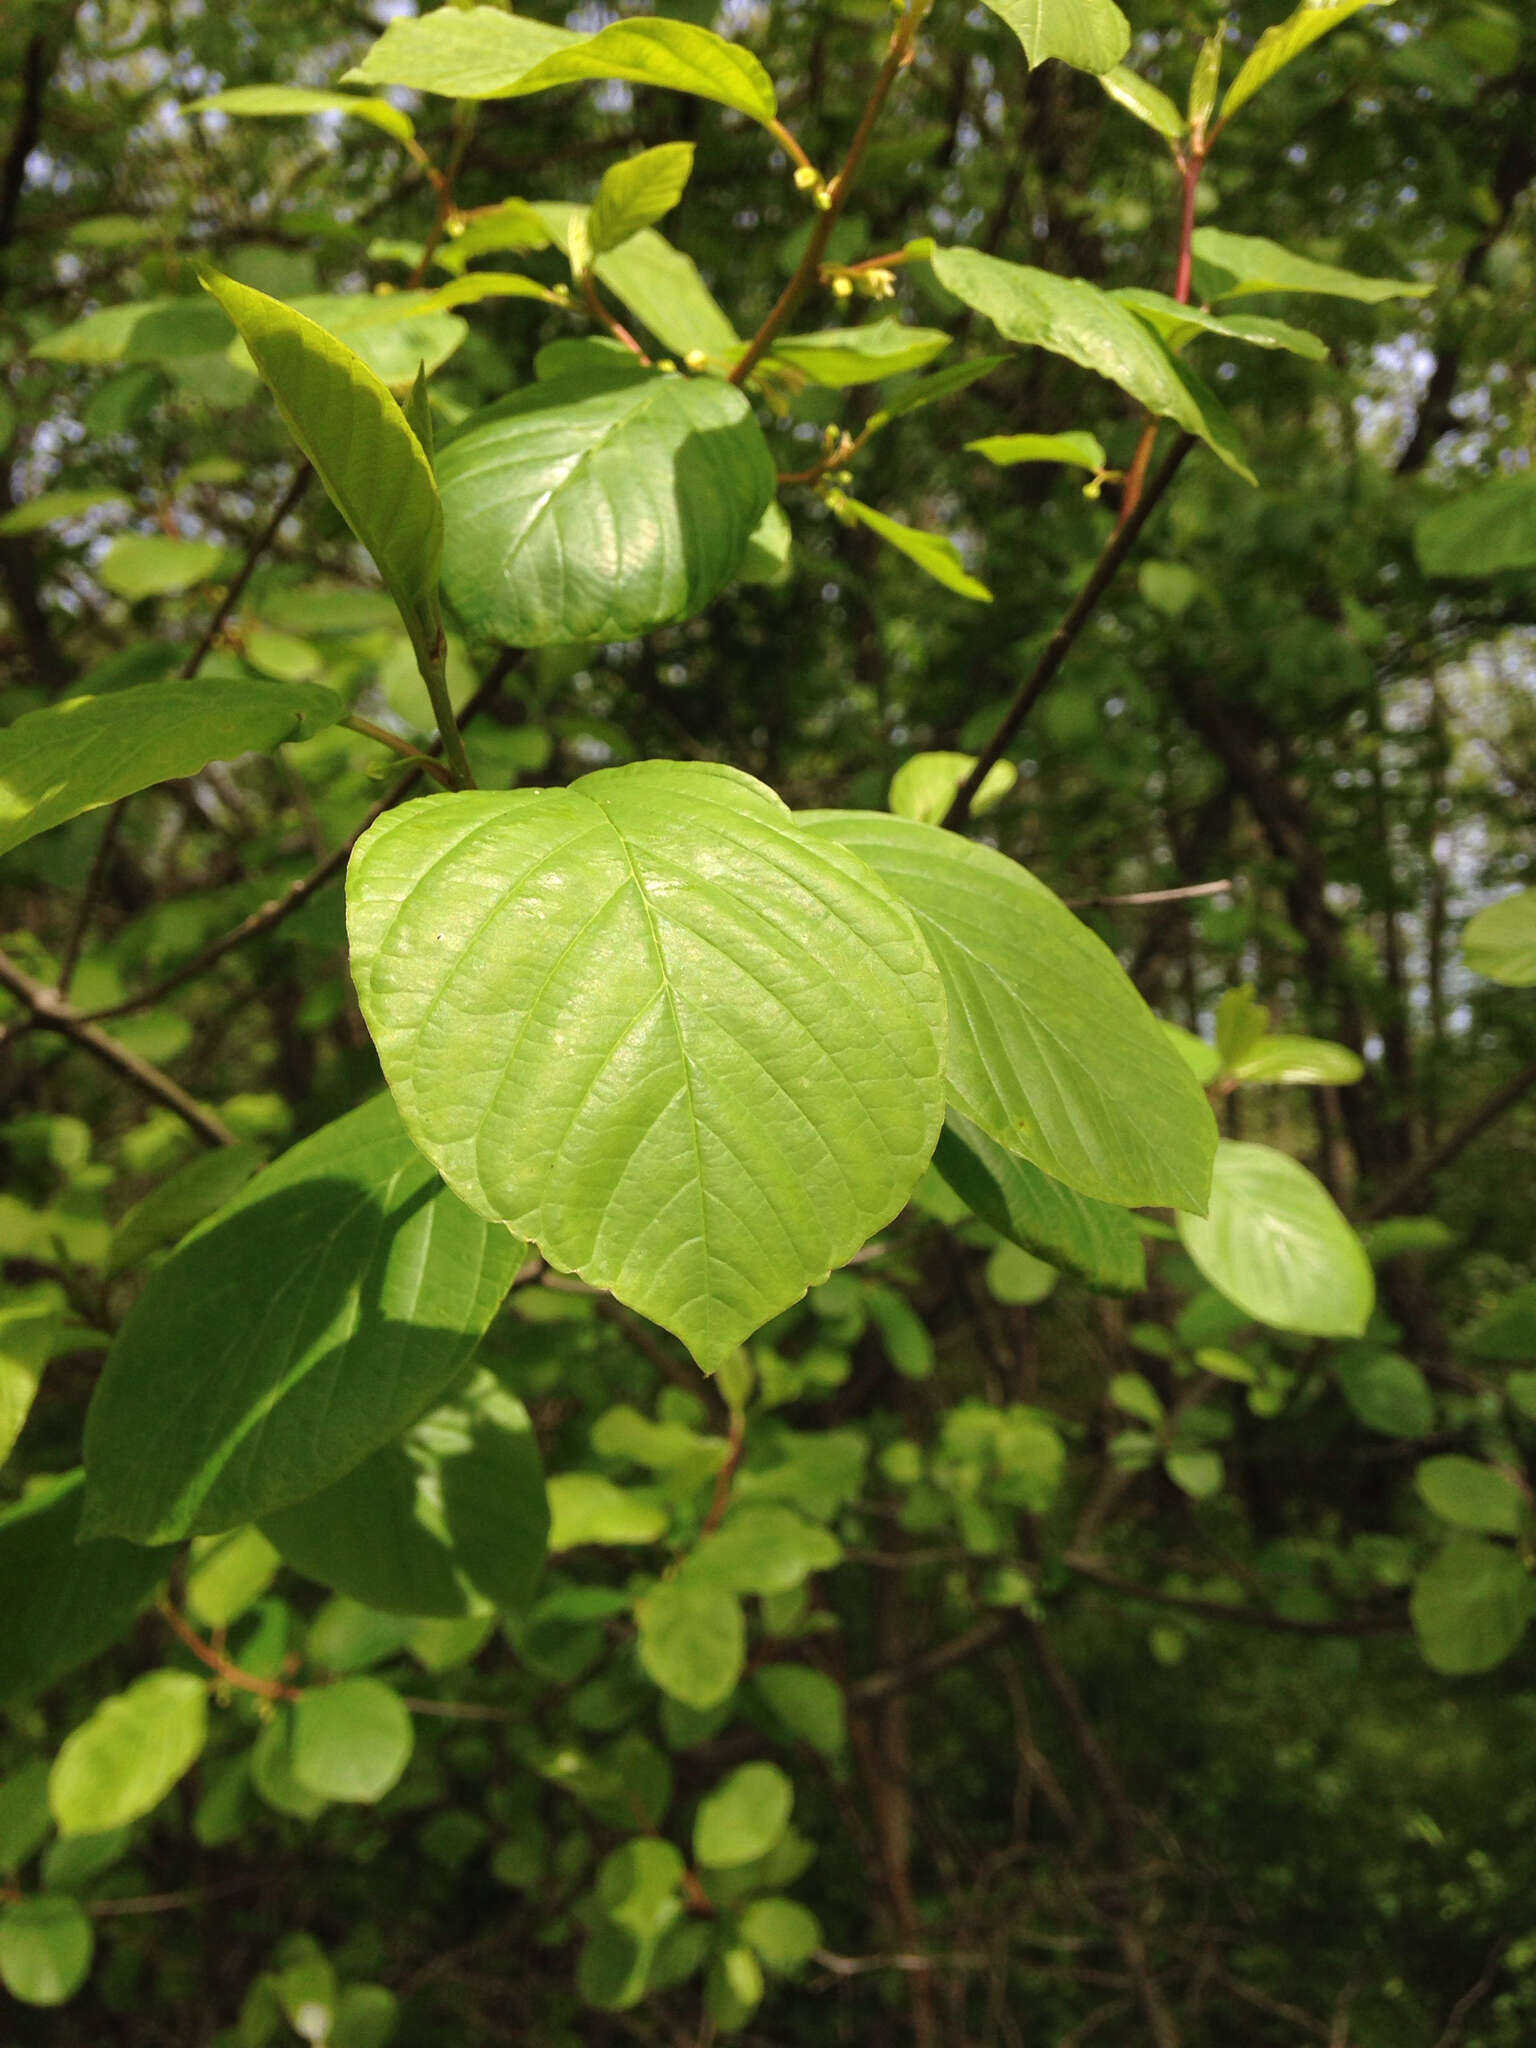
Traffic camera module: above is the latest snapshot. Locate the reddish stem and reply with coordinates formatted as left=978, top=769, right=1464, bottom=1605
left=160, top=1601, right=302, bottom=1703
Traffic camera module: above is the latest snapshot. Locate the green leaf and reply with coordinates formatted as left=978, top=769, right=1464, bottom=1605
left=1110, top=1371, right=1165, bottom=1425
left=49, top=1670, right=208, bottom=1836
left=547, top=1474, right=669, bottom=1551
left=0, top=487, right=131, bottom=536
left=187, top=84, right=415, bottom=142
left=707, top=1943, right=765, bottom=2028
left=1189, top=226, right=1429, bottom=304
left=290, top=1678, right=414, bottom=1803
left=635, top=1579, right=745, bottom=1709
left=0, top=1760, right=51, bottom=1877
left=800, top=811, right=1215, bottom=1211
left=1220, top=0, right=1396, bottom=124
left=1176, top=1140, right=1374, bottom=1337
left=979, top=0, right=1129, bottom=72
left=1416, top=1456, right=1524, bottom=1536
left=870, top=354, right=1008, bottom=427
left=201, top=271, right=444, bottom=670
left=99, top=534, right=222, bottom=599
left=536, top=206, right=741, bottom=361
left=436, top=370, right=774, bottom=646
left=104, top=1141, right=264, bottom=1278
left=1161, top=1020, right=1221, bottom=1084
left=232, top=293, right=468, bottom=389
left=1165, top=1448, right=1224, bottom=1499
left=0, top=1288, right=61, bottom=1465
left=1114, top=288, right=1329, bottom=361
left=411, top=273, right=561, bottom=317
left=588, top=144, right=695, bottom=260
left=967, top=430, right=1107, bottom=471
left=694, top=1761, right=793, bottom=1869
left=1187, top=22, right=1226, bottom=131
left=186, top=1526, right=281, bottom=1629
left=740, top=1897, right=821, bottom=1976
left=752, top=1664, right=847, bottom=1756
left=596, top=1837, right=686, bottom=1939
left=0, top=1474, right=172, bottom=1706
left=0, top=676, right=338, bottom=860
left=0, top=1897, right=94, bottom=2007
left=1098, top=64, right=1187, bottom=139
left=1336, top=1351, right=1435, bottom=1437
left=1230, top=1034, right=1365, bottom=1085
left=1412, top=1536, right=1533, bottom=1675
left=987, top=1240, right=1057, bottom=1305
left=1215, top=986, right=1269, bottom=1069
left=1415, top=477, right=1536, bottom=579
left=931, top=246, right=1254, bottom=482
left=1467, top=1284, right=1536, bottom=1362
left=764, top=318, right=951, bottom=387
left=346, top=764, right=947, bottom=1371
left=250, top=1711, right=326, bottom=1820
left=1463, top=889, right=1536, bottom=985
left=833, top=494, right=991, bottom=601
left=347, top=8, right=777, bottom=123
left=684, top=1505, right=840, bottom=1596
left=865, top=1284, right=936, bottom=1379
left=330, top=1985, right=400, bottom=2048
left=1508, top=1373, right=1536, bottom=1421
left=32, top=296, right=232, bottom=365
left=82, top=1095, right=523, bottom=1541
left=933, top=1113, right=1146, bottom=1292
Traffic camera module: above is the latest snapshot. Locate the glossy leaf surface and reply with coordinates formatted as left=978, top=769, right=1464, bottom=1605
left=977, top=0, right=1130, bottom=74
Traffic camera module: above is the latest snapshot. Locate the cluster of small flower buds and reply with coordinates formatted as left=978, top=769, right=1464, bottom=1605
left=827, top=267, right=897, bottom=302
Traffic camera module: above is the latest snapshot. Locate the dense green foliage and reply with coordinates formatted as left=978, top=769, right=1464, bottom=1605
left=2, top=0, right=1535, bottom=2041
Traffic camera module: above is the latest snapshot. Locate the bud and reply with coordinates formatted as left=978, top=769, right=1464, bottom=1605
left=832, top=275, right=854, bottom=299
left=793, top=164, right=820, bottom=191
left=684, top=349, right=708, bottom=371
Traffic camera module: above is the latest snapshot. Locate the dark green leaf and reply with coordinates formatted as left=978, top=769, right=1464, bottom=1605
left=933, top=1112, right=1146, bottom=1293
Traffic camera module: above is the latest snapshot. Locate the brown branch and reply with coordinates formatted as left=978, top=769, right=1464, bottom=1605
left=180, top=467, right=312, bottom=680
left=581, top=269, right=650, bottom=361
left=1064, top=1555, right=1408, bottom=1638
left=159, top=1601, right=298, bottom=1699
left=1430, top=1937, right=1509, bottom=2048
left=1068, top=880, right=1232, bottom=910
left=0, top=949, right=237, bottom=1148
left=700, top=1410, right=746, bottom=1535
left=849, top=1615, right=1008, bottom=1703
left=1363, top=1058, right=1536, bottom=1220
left=941, top=434, right=1195, bottom=831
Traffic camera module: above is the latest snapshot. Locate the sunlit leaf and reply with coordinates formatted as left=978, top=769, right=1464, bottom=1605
left=1220, top=0, right=1397, bottom=124
left=978, top=0, right=1130, bottom=74
left=1463, top=889, right=1536, bottom=985
left=187, top=84, right=415, bottom=143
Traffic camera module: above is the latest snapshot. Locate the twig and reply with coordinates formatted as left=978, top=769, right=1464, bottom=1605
left=88, top=1877, right=269, bottom=1919
left=1363, top=1058, right=1536, bottom=1219
left=700, top=1410, right=745, bottom=1535
left=1068, top=880, right=1232, bottom=909
left=1430, top=1937, right=1509, bottom=2048
left=940, top=434, right=1195, bottom=831
left=343, top=714, right=457, bottom=788
left=55, top=805, right=124, bottom=995
left=582, top=268, right=650, bottom=361
left=159, top=1599, right=299, bottom=1699
left=0, top=948, right=236, bottom=1148
left=850, top=1615, right=1008, bottom=1703
left=180, top=466, right=312, bottom=680
left=1064, top=1555, right=1407, bottom=1638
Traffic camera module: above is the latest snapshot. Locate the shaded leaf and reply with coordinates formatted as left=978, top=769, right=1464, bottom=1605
left=1412, top=1536, right=1533, bottom=1675
left=0, top=1897, right=93, bottom=2007
left=1415, top=477, right=1536, bottom=579
left=290, top=1679, right=414, bottom=1803
left=1416, top=1456, right=1524, bottom=1536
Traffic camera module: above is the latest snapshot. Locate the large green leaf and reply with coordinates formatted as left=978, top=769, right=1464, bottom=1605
left=930, top=247, right=1253, bottom=481
left=1177, top=1140, right=1374, bottom=1337
left=763, top=318, right=951, bottom=388
left=202, top=272, right=444, bottom=668
left=49, top=1671, right=208, bottom=1836
left=933, top=1111, right=1146, bottom=1293
left=1220, top=0, right=1396, bottom=124
left=437, top=369, right=774, bottom=647
left=977, top=0, right=1130, bottom=74
left=588, top=144, right=695, bottom=260
left=1462, top=889, right=1536, bottom=984
left=82, top=1095, right=524, bottom=1542
left=1190, top=227, right=1429, bottom=304
left=0, top=676, right=337, bottom=860
left=0, top=1474, right=172, bottom=1706
left=264, top=1372, right=548, bottom=1616
left=799, top=811, right=1215, bottom=1211
left=99, top=534, right=222, bottom=600
left=0, top=1287, right=62, bottom=1466
left=1412, top=1536, right=1533, bottom=1675
left=346, top=7, right=777, bottom=123
left=346, top=763, right=948, bottom=1370
left=32, top=297, right=232, bottom=364
left=187, top=84, right=415, bottom=143
left=1415, top=477, right=1536, bottom=579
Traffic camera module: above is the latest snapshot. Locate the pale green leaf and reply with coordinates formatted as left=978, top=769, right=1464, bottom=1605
left=1161, top=1019, right=1221, bottom=1084
left=437, top=369, right=773, bottom=646
left=0, top=677, right=338, bottom=860
left=99, top=534, right=221, bottom=599
left=635, top=1579, right=745, bottom=1708
left=82, top=1095, right=524, bottom=1541
left=0, top=1897, right=94, bottom=2007
left=0, top=488, right=130, bottom=537
left=1230, top=1034, right=1365, bottom=1084
left=1187, top=24, right=1225, bottom=131
left=1336, top=1351, right=1435, bottom=1437
left=1415, top=478, right=1536, bottom=579
left=932, top=1112, right=1146, bottom=1293
left=589, top=143, right=695, bottom=259
left=890, top=752, right=1016, bottom=824
left=800, top=811, right=1216, bottom=1211
left=32, top=297, right=231, bottom=365
left=0, top=1288, right=62, bottom=1466
left=0, top=1761, right=51, bottom=1877
left=979, top=0, right=1129, bottom=72
left=738, top=500, right=793, bottom=585
left=1416, top=1455, right=1524, bottom=1536
left=1463, top=889, right=1536, bottom=985
left=967, top=430, right=1107, bottom=470
left=1221, top=0, right=1395, bottom=124
left=1165, top=1448, right=1224, bottom=1499
left=986, top=1241, right=1057, bottom=1304
left=1115, top=287, right=1329, bottom=360
left=233, top=294, right=468, bottom=387
left=694, top=1761, right=793, bottom=1868
left=202, top=271, right=444, bottom=666
left=931, top=247, right=1254, bottom=481
left=835, top=495, right=991, bottom=601
left=740, top=1897, right=821, bottom=1975
left=1190, top=226, right=1429, bottom=304
left=683, top=1504, right=840, bottom=1596
left=547, top=1475, right=668, bottom=1552
left=290, top=1678, right=413, bottom=1803
left=1412, top=1536, right=1533, bottom=1675
left=1176, top=1139, right=1374, bottom=1337
left=536, top=202, right=742, bottom=361
left=347, top=8, right=777, bottom=123
left=1098, top=64, right=1186, bottom=138
left=187, top=85, right=415, bottom=143
left=1215, top=985, right=1268, bottom=1068
left=49, top=1671, right=207, bottom=1836
left=763, top=318, right=951, bottom=388
left=596, top=1837, right=686, bottom=1938
left=1111, top=1371, right=1165, bottom=1424
left=346, top=763, right=947, bottom=1370
left=185, top=1526, right=281, bottom=1629
left=250, top=1710, right=326, bottom=1820
left=436, top=198, right=554, bottom=273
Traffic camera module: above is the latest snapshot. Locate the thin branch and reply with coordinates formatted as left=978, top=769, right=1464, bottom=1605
left=849, top=1615, right=1009, bottom=1703
left=1363, top=1058, right=1536, bottom=1219
left=1064, top=1555, right=1408, bottom=1638
left=1068, top=880, right=1232, bottom=910
left=1430, top=1938, right=1509, bottom=2048
left=940, top=434, right=1195, bottom=831
left=181, top=467, right=312, bottom=680
left=159, top=1600, right=298, bottom=1699
left=0, top=949, right=237, bottom=1148
left=55, top=806, right=124, bottom=995
left=582, top=268, right=650, bottom=361
left=343, top=714, right=457, bottom=788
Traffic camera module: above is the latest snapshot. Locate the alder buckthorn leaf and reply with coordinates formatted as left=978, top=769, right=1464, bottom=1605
left=799, top=812, right=1215, bottom=1212
left=1219, top=0, right=1398, bottom=125
left=0, top=1896, right=94, bottom=2007
left=588, top=143, right=696, bottom=260
left=186, top=84, right=416, bottom=144
left=49, top=1670, right=208, bottom=1836
left=290, top=1679, right=414, bottom=1804
left=1462, top=889, right=1536, bottom=986
left=693, top=1761, right=793, bottom=1869
left=979, top=0, right=1131, bottom=75
left=82, top=1094, right=524, bottom=1543
left=933, top=1112, right=1146, bottom=1293
left=346, top=762, right=948, bottom=1371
